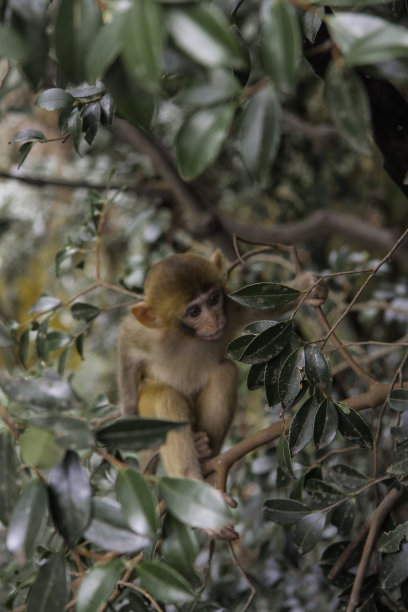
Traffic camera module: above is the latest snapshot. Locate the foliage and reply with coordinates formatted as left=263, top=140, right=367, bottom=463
left=1, top=0, right=408, bottom=611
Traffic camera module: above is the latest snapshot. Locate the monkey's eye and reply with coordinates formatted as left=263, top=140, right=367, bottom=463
left=187, top=305, right=201, bottom=318
left=209, top=292, right=220, bottom=306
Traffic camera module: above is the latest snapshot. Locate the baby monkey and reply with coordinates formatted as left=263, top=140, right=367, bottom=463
left=118, top=251, right=326, bottom=538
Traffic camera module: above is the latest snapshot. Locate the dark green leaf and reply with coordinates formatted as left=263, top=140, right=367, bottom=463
left=27, top=414, right=94, bottom=450
left=336, top=405, right=373, bottom=448
left=0, top=24, right=29, bottom=61
left=85, top=12, right=126, bottom=82
left=159, top=477, right=233, bottom=530
left=276, top=434, right=295, bottom=478
left=35, top=318, right=49, bottom=361
left=261, top=0, right=301, bottom=94
left=48, top=450, right=92, bottom=547
left=116, top=469, right=158, bottom=536
left=96, top=417, right=185, bottom=450
left=82, top=103, right=101, bottom=146
left=228, top=334, right=256, bottom=361
left=229, top=283, right=300, bottom=310
left=0, top=369, right=82, bottom=410
left=67, top=107, right=83, bottom=154
left=176, top=68, right=240, bottom=106
left=387, top=440, right=408, bottom=475
left=380, top=542, right=408, bottom=589
left=314, top=397, right=338, bottom=450
left=327, top=464, right=369, bottom=492
left=75, top=333, right=85, bottom=359
left=327, top=13, right=408, bottom=67
left=162, top=515, right=199, bottom=583
left=247, top=362, right=266, bottom=390
left=46, top=331, right=71, bottom=351
left=35, top=88, right=74, bottom=111
left=264, top=498, right=311, bottom=525
left=302, top=7, right=324, bottom=44
left=331, top=498, right=356, bottom=537
left=176, top=103, right=236, bottom=180
left=71, top=302, right=100, bottom=322
left=58, top=348, right=69, bottom=375
left=6, top=481, right=48, bottom=564
left=289, top=395, right=320, bottom=454
left=240, top=320, right=293, bottom=365
left=325, top=61, right=372, bottom=155
left=388, top=389, right=408, bottom=412
left=167, top=3, right=245, bottom=70
left=0, top=431, right=21, bottom=524
left=17, top=142, right=35, bottom=168
left=76, top=559, right=123, bottom=612
left=29, top=295, right=61, bottom=314
left=27, top=554, right=68, bottom=612
left=239, top=84, right=281, bottom=178
left=122, top=0, right=163, bottom=92
left=10, top=129, right=46, bottom=143
left=278, top=347, right=305, bottom=408
left=84, top=498, right=151, bottom=553
left=304, top=344, right=331, bottom=393
left=306, top=478, right=344, bottom=509
left=19, top=328, right=30, bottom=367
left=378, top=521, right=408, bottom=554
left=292, top=512, right=325, bottom=553
left=137, top=561, right=194, bottom=604
left=21, top=427, right=65, bottom=469
left=54, top=0, right=102, bottom=82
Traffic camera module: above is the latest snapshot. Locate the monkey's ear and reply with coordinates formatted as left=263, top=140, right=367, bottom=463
left=210, top=250, right=223, bottom=272
left=131, top=302, right=159, bottom=328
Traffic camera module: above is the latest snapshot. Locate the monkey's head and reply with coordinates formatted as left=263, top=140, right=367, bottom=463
left=131, top=251, right=227, bottom=340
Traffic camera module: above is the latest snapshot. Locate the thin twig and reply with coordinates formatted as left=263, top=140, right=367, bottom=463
left=118, top=581, right=165, bottom=612
left=228, top=542, right=257, bottom=611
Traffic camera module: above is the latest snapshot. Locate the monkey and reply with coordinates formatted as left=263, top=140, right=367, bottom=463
left=117, top=251, right=327, bottom=539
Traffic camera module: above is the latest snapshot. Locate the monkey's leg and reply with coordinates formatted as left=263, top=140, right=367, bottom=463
left=138, top=381, right=202, bottom=479
left=196, top=359, right=238, bottom=456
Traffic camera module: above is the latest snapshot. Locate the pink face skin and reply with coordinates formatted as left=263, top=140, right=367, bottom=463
left=181, top=288, right=226, bottom=341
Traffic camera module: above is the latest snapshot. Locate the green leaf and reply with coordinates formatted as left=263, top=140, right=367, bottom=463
left=29, top=295, right=61, bottom=314
left=0, top=24, right=29, bottom=61
left=314, top=397, right=338, bottom=450
left=387, top=440, right=408, bottom=475
left=84, top=498, right=152, bottom=553
left=327, top=464, right=369, bottom=492
left=6, top=481, right=48, bottom=564
left=85, top=12, right=126, bottom=82
left=104, top=59, right=156, bottom=130
left=35, top=318, right=49, bottom=361
left=167, top=3, right=245, bottom=69
left=17, top=142, right=35, bottom=168
left=336, top=405, right=373, bottom=448
left=276, top=434, right=295, bottom=478
left=306, top=478, right=344, bottom=509
left=229, top=282, right=300, bottom=310
left=96, top=417, right=185, bottom=451
left=325, top=61, right=372, bottom=155
left=176, top=68, right=241, bottom=106
left=46, top=331, right=71, bottom=351
left=261, top=0, right=302, bottom=94
left=27, top=414, right=95, bottom=450
left=239, top=320, right=293, bottom=365
left=10, top=129, right=46, bottom=143
left=35, top=88, right=74, bottom=111
left=289, top=395, right=320, bottom=455
left=0, top=321, right=17, bottom=347
left=67, top=107, right=83, bottom=154
left=247, top=362, right=266, bottom=391
left=388, top=389, right=408, bottom=412
left=0, top=431, right=20, bottom=524
left=83, top=103, right=101, bottom=146
left=326, top=12, right=408, bottom=67
left=18, top=328, right=30, bottom=367
left=176, top=103, right=236, bottom=180
left=378, top=521, right=408, bottom=554
left=162, top=515, right=199, bottom=583
left=75, top=333, right=85, bottom=359
left=292, top=511, right=325, bottom=553
left=21, top=427, right=65, bottom=469
left=239, top=84, right=281, bottom=178
left=228, top=334, right=256, bottom=361
left=278, top=347, right=305, bottom=408
left=71, top=302, right=100, bottom=322
left=331, top=498, right=356, bottom=537
left=302, top=7, right=324, bottom=44
left=116, top=469, right=158, bottom=537
left=264, top=498, right=311, bottom=525
left=304, top=344, right=331, bottom=393
left=76, top=559, right=123, bottom=612
left=0, top=370, right=82, bottom=410
left=54, top=0, right=102, bottom=82
left=379, top=543, right=408, bottom=589
left=48, top=450, right=92, bottom=547
left=137, top=561, right=194, bottom=604
left=159, top=477, right=233, bottom=531
left=122, top=0, right=163, bottom=92
left=26, top=554, right=68, bottom=612
left=58, top=347, right=69, bottom=375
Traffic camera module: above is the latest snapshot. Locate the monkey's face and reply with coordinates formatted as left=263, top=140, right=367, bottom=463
left=180, top=288, right=226, bottom=340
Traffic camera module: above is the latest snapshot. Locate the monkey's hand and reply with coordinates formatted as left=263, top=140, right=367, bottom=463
left=292, top=272, right=328, bottom=307
left=206, top=524, right=239, bottom=540
left=193, top=431, right=212, bottom=459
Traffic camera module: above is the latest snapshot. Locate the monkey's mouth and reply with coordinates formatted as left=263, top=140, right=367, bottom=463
left=200, top=329, right=225, bottom=341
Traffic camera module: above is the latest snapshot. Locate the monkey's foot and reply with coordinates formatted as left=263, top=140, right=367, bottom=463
left=193, top=430, right=212, bottom=458
left=206, top=524, right=239, bottom=541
